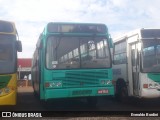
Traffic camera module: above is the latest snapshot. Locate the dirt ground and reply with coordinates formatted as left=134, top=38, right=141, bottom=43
left=17, top=86, right=33, bottom=93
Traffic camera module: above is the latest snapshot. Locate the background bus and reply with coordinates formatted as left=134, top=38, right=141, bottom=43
left=32, top=22, right=114, bottom=106
left=0, top=20, right=22, bottom=105
left=112, top=28, right=160, bottom=101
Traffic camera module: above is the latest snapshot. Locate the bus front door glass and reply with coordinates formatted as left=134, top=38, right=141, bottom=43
left=130, top=43, right=139, bottom=96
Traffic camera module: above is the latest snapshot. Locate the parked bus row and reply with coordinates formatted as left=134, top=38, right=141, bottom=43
left=1, top=19, right=160, bottom=106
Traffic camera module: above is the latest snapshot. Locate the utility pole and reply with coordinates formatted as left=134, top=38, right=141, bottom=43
left=19, top=65, right=21, bottom=80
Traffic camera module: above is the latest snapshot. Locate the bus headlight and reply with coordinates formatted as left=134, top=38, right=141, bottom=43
left=101, top=80, right=105, bottom=85
left=56, top=82, right=62, bottom=87
left=0, top=87, right=11, bottom=96
left=100, top=80, right=112, bottom=85
left=4, top=87, right=10, bottom=93
left=106, top=80, right=112, bottom=85
left=45, top=81, right=62, bottom=88
left=148, top=83, right=160, bottom=89
left=0, top=89, right=2, bottom=95
left=52, top=82, right=62, bottom=87
left=154, top=83, right=159, bottom=88
left=149, top=83, right=153, bottom=88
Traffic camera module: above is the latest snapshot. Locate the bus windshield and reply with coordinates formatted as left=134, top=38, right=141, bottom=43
left=142, top=39, right=160, bottom=72
left=0, top=35, right=16, bottom=74
left=46, top=36, right=111, bottom=69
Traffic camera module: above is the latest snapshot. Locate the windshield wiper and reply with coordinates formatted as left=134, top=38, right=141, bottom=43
left=53, top=37, right=61, bottom=60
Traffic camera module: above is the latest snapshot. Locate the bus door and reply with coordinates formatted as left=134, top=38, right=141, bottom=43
left=128, top=42, right=140, bottom=96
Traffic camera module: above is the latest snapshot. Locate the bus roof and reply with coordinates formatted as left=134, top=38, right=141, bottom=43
left=113, top=28, right=160, bottom=43
left=47, top=22, right=106, bottom=25
left=43, top=22, right=108, bottom=34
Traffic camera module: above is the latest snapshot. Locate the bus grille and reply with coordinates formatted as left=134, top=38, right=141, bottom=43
left=61, top=70, right=109, bottom=88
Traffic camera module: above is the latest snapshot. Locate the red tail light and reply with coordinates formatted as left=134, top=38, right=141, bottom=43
left=143, top=84, right=148, bottom=88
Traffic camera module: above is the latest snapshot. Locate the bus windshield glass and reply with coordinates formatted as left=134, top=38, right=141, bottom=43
left=0, top=35, right=16, bottom=74
left=142, top=39, right=160, bottom=72
left=46, top=36, right=111, bottom=69
left=0, top=21, right=14, bottom=33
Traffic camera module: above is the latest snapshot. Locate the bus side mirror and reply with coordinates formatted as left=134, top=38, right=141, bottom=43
left=17, top=41, right=22, bottom=52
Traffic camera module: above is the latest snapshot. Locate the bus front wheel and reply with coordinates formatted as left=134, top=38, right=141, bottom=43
left=115, top=80, right=128, bottom=103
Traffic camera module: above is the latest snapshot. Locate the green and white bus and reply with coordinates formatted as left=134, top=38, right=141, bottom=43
left=31, top=22, right=114, bottom=105
left=113, top=28, right=160, bottom=101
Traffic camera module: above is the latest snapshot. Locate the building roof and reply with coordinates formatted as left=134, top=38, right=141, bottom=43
left=18, top=58, right=32, bottom=68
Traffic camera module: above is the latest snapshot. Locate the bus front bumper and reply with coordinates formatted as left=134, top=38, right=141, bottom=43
left=44, top=86, right=114, bottom=100
left=0, top=91, right=16, bottom=105
left=141, top=88, right=160, bottom=98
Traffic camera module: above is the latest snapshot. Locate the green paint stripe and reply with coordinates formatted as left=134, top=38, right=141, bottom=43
left=148, top=73, right=160, bottom=82
left=0, top=75, right=12, bottom=89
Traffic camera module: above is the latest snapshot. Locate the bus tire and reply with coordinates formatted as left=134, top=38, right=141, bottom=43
left=33, top=88, right=38, bottom=98
left=115, top=79, right=128, bottom=103
left=119, top=85, right=128, bottom=103
left=33, top=84, right=40, bottom=100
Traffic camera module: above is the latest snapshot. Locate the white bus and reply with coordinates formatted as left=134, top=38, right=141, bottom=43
left=113, top=28, right=160, bottom=101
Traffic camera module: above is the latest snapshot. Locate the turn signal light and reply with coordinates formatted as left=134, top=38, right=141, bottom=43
left=45, top=82, right=50, bottom=88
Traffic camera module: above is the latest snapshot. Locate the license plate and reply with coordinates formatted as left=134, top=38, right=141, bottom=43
left=98, top=89, right=108, bottom=94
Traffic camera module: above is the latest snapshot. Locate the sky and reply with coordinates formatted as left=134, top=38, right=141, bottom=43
left=0, top=0, right=160, bottom=58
